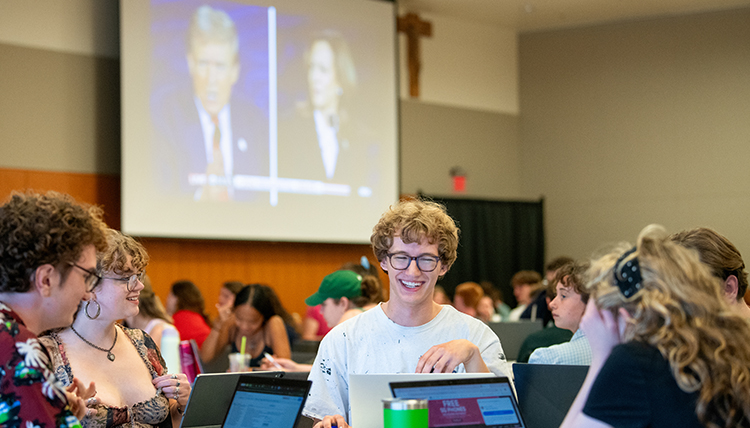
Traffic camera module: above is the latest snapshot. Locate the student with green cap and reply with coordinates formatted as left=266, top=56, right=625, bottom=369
left=305, top=270, right=382, bottom=329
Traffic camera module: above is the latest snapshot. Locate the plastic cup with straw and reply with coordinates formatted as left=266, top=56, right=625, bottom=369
left=229, top=336, right=249, bottom=372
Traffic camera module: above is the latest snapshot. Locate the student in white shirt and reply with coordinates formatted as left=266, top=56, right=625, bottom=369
left=303, top=199, right=511, bottom=428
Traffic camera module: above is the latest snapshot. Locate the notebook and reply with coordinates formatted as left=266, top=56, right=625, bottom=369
left=390, top=376, right=526, bottom=428
left=179, top=371, right=284, bottom=428
left=349, top=373, right=495, bottom=428
left=512, top=363, right=588, bottom=428
left=221, top=374, right=312, bottom=428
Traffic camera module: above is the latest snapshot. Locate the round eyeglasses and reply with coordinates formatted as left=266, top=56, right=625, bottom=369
left=68, top=263, right=102, bottom=292
left=102, top=272, right=145, bottom=292
left=386, top=253, right=440, bottom=272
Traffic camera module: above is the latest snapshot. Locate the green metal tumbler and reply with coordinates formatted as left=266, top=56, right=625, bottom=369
left=382, top=398, right=428, bottom=428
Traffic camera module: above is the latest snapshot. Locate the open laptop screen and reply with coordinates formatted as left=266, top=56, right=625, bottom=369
left=390, top=377, right=525, bottom=428
left=222, top=375, right=311, bottom=428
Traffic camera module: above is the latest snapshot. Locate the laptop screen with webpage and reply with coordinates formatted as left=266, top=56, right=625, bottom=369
left=390, top=377, right=525, bottom=428
left=221, top=374, right=311, bottom=428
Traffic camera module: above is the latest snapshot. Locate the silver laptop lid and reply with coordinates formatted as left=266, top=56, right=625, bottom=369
left=349, top=373, right=495, bottom=428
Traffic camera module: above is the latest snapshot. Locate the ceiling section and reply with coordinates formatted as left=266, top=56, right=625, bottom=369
left=397, top=0, right=750, bottom=32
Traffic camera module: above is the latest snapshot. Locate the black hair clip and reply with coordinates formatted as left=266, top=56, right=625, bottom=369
left=613, top=247, right=643, bottom=299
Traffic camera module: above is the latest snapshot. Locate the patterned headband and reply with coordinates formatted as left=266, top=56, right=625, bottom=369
left=613, top=247, right=643, bottom=299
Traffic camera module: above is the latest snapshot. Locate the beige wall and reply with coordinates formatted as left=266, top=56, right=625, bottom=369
left=0, top=0, right=119, bottom=58
left=399, top=11, right=519, bottom=115
left=0, top=43, right=120, bottom=174
left=400, top=100, right=521, bottom=198
left=519, top=8, right=750, bottom=260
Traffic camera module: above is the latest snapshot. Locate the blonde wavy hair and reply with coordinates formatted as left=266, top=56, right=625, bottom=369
left=370, top=199, right=459, bottom=270
left=96, top=228, right=149, bottom=278
left=586, top=225, right=750, bottom=427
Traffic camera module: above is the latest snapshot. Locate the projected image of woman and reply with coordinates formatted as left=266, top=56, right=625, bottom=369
left=306, top=31, right=356, bottom=181
left=279, top=30, right=380, bottom=198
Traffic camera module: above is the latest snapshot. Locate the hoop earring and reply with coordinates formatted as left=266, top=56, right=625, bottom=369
left=85, top=300, right=101, bottom=320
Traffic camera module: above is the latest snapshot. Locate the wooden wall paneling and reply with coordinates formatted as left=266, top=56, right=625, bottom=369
left=140, top=237, right=383, bottom=321
left=0, top=168, right=120, bottom=229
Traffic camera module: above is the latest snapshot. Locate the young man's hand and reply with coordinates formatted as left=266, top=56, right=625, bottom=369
left=416, top=339, right=489, bottom=373
left=313, top=414, right=349, bottom=428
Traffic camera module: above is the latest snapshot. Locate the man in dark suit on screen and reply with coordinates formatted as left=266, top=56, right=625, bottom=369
left=154, top=5, right=268, bottom=202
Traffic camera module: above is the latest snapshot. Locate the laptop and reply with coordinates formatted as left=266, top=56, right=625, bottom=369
left=512, top=363, right=588, bottom=428
left=487, top=321, right=544, bottom=361
left=349, top=373, right=495, bottom=428
left=221, top=374, right=312, bottom=428
left=179, top=371, right=284, bottom=428
left=390, top=376, right=526, bottom=428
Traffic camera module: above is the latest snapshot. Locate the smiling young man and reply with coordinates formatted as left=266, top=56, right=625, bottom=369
left=303, top=199, right=510, bottom=428
left=0, top=191, right=107, bottom=428
left=528, top=261, right=593, bottom=365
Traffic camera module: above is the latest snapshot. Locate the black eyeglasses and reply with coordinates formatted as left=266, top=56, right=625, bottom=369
left=102, top=272, right=145, bottom=292
left=68, top=263, right=102, bottom=292
left=386, top=253, right=441, bottom=272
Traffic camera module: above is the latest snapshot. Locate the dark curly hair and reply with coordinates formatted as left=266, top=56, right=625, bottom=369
left=0, top=191, right=108, bottom=293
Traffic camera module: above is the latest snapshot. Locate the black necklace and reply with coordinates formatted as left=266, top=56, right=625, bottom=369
left=70, top=325, right=118, bottom=362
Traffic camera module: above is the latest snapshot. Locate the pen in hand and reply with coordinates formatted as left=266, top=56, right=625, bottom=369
left=264, top=352, right=283, bottom=369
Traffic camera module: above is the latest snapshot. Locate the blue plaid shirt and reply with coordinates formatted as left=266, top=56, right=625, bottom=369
left=528, top=329, right=592, bottom=365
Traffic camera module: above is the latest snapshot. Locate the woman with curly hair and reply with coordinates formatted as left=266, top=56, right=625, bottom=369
left=561, top=225, right=750, bottom=428
left=41, top=229, right=190, bottom=428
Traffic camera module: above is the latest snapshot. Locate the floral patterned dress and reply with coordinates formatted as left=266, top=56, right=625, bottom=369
left=0, top=301, right=81, bottom=428
left=39, top=326, right=171, bottom=428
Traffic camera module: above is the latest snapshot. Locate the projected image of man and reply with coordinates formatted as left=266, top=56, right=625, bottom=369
left=154, top=5, right=268, bottom=201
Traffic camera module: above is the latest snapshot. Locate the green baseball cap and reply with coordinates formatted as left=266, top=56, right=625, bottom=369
left=305, top=270, right=363, bottom=306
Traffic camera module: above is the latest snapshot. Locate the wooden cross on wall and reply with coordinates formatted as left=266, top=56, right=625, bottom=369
left=398, top=12, right=432, bottom=98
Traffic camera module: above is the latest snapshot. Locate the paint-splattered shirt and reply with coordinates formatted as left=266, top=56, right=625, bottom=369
left=303, top=304, right=510, bottom=423
left=0, top=301, right=81, bottom=428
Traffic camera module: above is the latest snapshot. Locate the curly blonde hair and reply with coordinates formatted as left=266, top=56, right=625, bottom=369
left=370, top=199, right=459, bottom=270
left=96, top=228, right=149, bottom=278
left=586, top=225, right=750, bottom=427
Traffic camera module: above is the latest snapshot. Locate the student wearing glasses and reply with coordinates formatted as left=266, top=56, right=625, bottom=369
left=0, top=191, right=108, bottom=428
left=303, top=199, right=511, bottom=428
left=41, top=229, right=191, bottom=428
